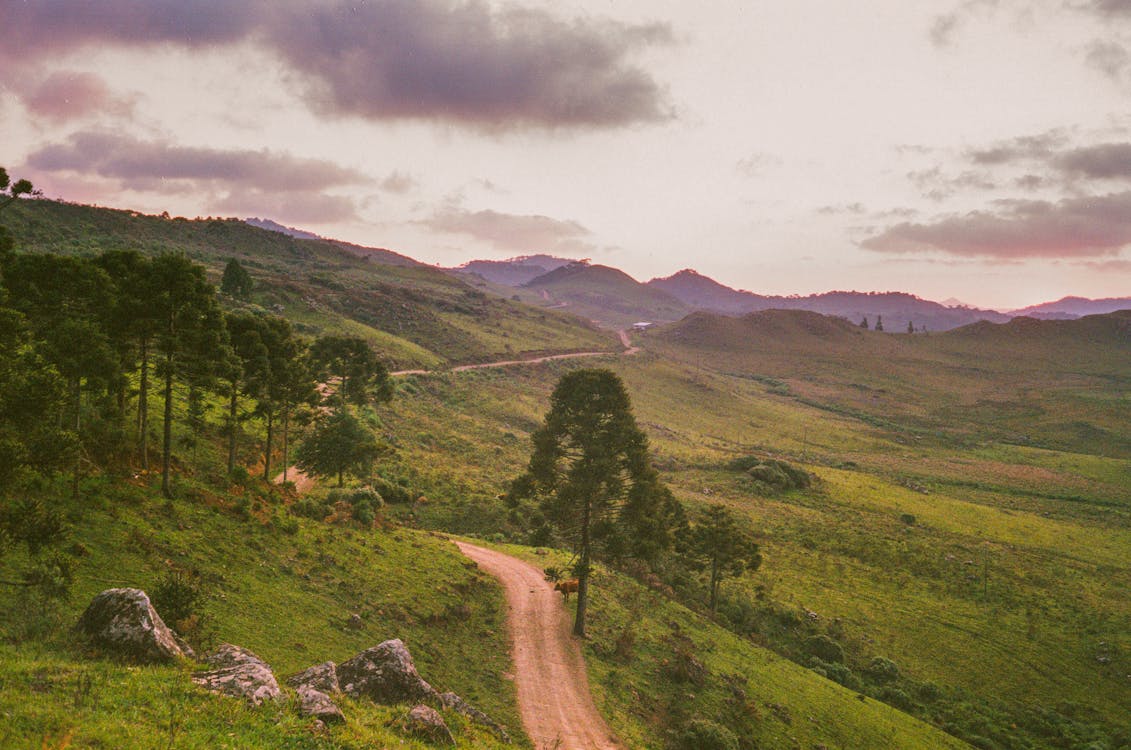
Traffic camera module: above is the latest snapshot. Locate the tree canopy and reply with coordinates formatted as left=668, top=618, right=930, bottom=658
left=509, top=368, right=683, bottom=637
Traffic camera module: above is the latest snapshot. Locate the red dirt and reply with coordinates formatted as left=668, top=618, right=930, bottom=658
left=455, top=542, right=619, bottom=750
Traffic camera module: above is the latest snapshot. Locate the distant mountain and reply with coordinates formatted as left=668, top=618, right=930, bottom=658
left=243, top=217, right=324, bottom=241
left=452, top=254, right=576, bottom=286
left=1010, top=296, right=1131, bottom=318
left=523, top=261, right=690, bottom=327
left=648, top=269, right=1010, bottom=331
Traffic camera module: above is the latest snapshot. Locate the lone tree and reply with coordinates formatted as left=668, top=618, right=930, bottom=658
left=875, top=315, right=884, bottom=332
left=679, top=503, right=762, bottom=612
left=509, top=368, right=683, bottom=637
left=859, top=316, right=869, bottom=329
left=220, top=258, right=253, bottom=299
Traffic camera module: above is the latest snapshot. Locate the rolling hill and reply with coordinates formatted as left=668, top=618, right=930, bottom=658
left=521, top=260, right=692, bottom=327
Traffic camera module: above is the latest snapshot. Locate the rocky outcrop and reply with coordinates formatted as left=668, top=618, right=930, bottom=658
left=440, top=691, right=511, bottom=742
left=338, top=639, right=438, bottom=704
left=192, top=644, right=281, bottom=706
left=400, top=704, right=455, bottom=746
left=287, top=661, right=344, bottom=723
left=76, top=588, right=192, bottom=663
left=287, top=661, right=340, bottom=694
left=296, top=684, right=345, bottom=723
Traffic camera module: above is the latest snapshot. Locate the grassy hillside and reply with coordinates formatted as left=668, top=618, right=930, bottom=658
left=2, top=199, right=616, bottom=368
left=376, top=332, right=1129, bottom=749
left=523, top=261, right=691, bottom=328
left=0, top=474, right=521, bottom=749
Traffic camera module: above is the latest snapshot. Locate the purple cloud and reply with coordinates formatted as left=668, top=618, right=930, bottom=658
left=861, top=192, right=1131, bottom=259
left=27, top=131, right=369, bottom=192
left=8, top=71, right=135, bottom=122
left=1, top=0, right=673, bottom=131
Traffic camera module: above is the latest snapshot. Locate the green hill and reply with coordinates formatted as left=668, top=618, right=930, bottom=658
left=523, top=261, right=691, bottom=328
left=2, top=199, right=616, bottom=368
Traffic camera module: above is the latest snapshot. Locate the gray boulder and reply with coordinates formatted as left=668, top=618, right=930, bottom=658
left=296, top=685, right=345, bottom=723
left=192, top=644, right=281, bottom=705
left=338, top=639, right=438, bottom=704
left=400, top=704, right=455, bottom=746
left=287, top=661, right=340, bottom=694
left=76, top=588, right=192, bottom=663
left=287, top=661, right=344, bottom=723
left=439, top=691, right=510, bottom=743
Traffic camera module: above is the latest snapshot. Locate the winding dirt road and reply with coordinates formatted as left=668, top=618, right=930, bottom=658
left=455, top=542, right=619, bottom=750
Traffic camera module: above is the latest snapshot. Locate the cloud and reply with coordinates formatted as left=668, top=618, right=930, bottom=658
left=25, top=130, right=367, bottom=223
left=1083, top=0, right=1131, bottom=18
left=965, top=130, right=1070, bottom=165
left=736, top=152, right=783, bottom=177
left=861, top=191, right=1131, bottom=258
left=2, top=0, right=673, bottom=131
left=929, top=13, right=962, bottom=47
left=26, top=131, right=369, bottom=192
left=420, top=207, right=593, bottom=253
left=1085, top=39, right=1131, bottom=79
left=6, top=70, right=136, bottom=122
left=907, top=167, right=998, bottom=200
left=379, top=171, right=416, bottom=194
left=1055, top=142, right=1131, bottom=179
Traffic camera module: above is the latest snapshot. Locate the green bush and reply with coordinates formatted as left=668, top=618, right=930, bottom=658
left=726, top=456, right=811, bottom=490
left=809, top=657, right=862, bottom=690
left=865, top=656, right=900, bottom=683
left=674, top=718, right=739, bottom=750
left=803, top=634, right=845, bottom=664
left=152, top=571, right=202, bottom=626
left=371, top=475, right=413, bottom=504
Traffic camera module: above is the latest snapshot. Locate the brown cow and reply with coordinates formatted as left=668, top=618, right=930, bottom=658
left=553, top=579, right=579, bottom=600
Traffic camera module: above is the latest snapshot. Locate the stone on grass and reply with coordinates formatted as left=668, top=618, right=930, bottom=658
left=192, top=644, right=280, bottom=705
left=296, top=685, right=345, bottom=723
left=76, top=588, right=192, bottom=663
left=400, top=704, right=455, bottom=746
left=338, top=639, right=438, bottom=704
left=287, top=661, right=340, bottom=694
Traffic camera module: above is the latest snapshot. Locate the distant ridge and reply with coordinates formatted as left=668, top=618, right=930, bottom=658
left=243, top=217, right=324, bottom=241
left=648, top=268, right=1010, bottom=331
left=1009, top=296, right=1131, bottom=319
left=452, top=254, right=575, bottom=286
left=522, top=261, right=690, bottom=327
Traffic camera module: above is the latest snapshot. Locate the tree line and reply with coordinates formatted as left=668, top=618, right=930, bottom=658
left=0, top=172, right=391, bottom=504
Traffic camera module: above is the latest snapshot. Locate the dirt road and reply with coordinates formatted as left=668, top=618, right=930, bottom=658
left=455, top=542, right=619, bottom=750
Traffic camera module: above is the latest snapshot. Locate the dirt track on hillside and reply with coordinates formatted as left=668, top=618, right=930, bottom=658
left=455, top=542, right=619, bottom=750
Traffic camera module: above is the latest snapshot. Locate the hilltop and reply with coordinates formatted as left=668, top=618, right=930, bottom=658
left=521, top=260, right=692, bottom=327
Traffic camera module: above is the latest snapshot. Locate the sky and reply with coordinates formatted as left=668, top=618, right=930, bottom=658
left=2, top=0, right=1130, bottom=310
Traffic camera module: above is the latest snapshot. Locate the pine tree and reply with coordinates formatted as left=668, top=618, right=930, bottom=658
left=220, top=258, right=253, bottom=299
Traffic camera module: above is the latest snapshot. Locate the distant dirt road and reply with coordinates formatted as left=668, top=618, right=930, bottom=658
left=455, top=542, right=619, bottom=750
left=391, top=331, right=638, bottom=377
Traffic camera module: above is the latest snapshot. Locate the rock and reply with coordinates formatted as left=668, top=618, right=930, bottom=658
left=76, top=588, right=192, bottom=663
left=287, top=661, right=340, bottom=694
left=347, top=613, right=364, bottom=630
left=400, top=704, right=455, bottom=746
left=439, top=691, right=510, bottom=743
left=192, top=644, right=281, bottom=705
left=296, top=685, right=345, bottom=723
left=338, top=639, right=438, bottom=704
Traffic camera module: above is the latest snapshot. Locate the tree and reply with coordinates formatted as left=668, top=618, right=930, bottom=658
left=149, top=254, right=226, bottom=497
left=295, top=410, right=387, bottom=487
left=907, top=320, right=915, bottom=334
left=220, top=258, right=253, bottom=299
left=875, top=315, right=884, bottom=332
left=0, top=167, right=38, bottom=213
left=679, top=504, right=762, bottom=612
left=859, top=316, right=869, bottom=329
left=508, top=368, right=681, bottom=637
left=221, top=313, right=270, bottom=475
left=309, top=335, right=393, bottom=411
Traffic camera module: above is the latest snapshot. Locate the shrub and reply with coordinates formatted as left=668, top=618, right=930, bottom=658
left=809, top=657, right=862, bottom=690
left=727, top=456, right=811, bottom=490
left=803, top=634, right=845, bottom=664
left=152, top=571, right=202, bottom=627
left=865, top=656, right=900, bottom=683
left=878, top=686, right=917, bottom=712
left=371, top=475, right=413, bottom=504
left=291, top=497, right=331, bottom=521
left=675, top=718, right=739, bottom=750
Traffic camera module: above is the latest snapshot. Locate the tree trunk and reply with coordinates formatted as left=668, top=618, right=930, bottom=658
left=263, top=410, right=274, bottom=482
left=227, top=383, right=238, bottom=475
left=138, top=337, right=149, bottom=471
left=282, top=406, right=290, bottom=483
left=71, top=376, right=81, bottom=500
left=709, top=558, right=720, bottom=612
left=573, top=498, right=592, bottom=638
left=161, top=355, right=174, bottom=498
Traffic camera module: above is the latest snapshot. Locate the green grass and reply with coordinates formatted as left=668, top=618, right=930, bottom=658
left=0, top=476, right=521, bottom=749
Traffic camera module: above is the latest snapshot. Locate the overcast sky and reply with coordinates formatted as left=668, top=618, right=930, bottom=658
left=3, top=0, right=1130, bottom=309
